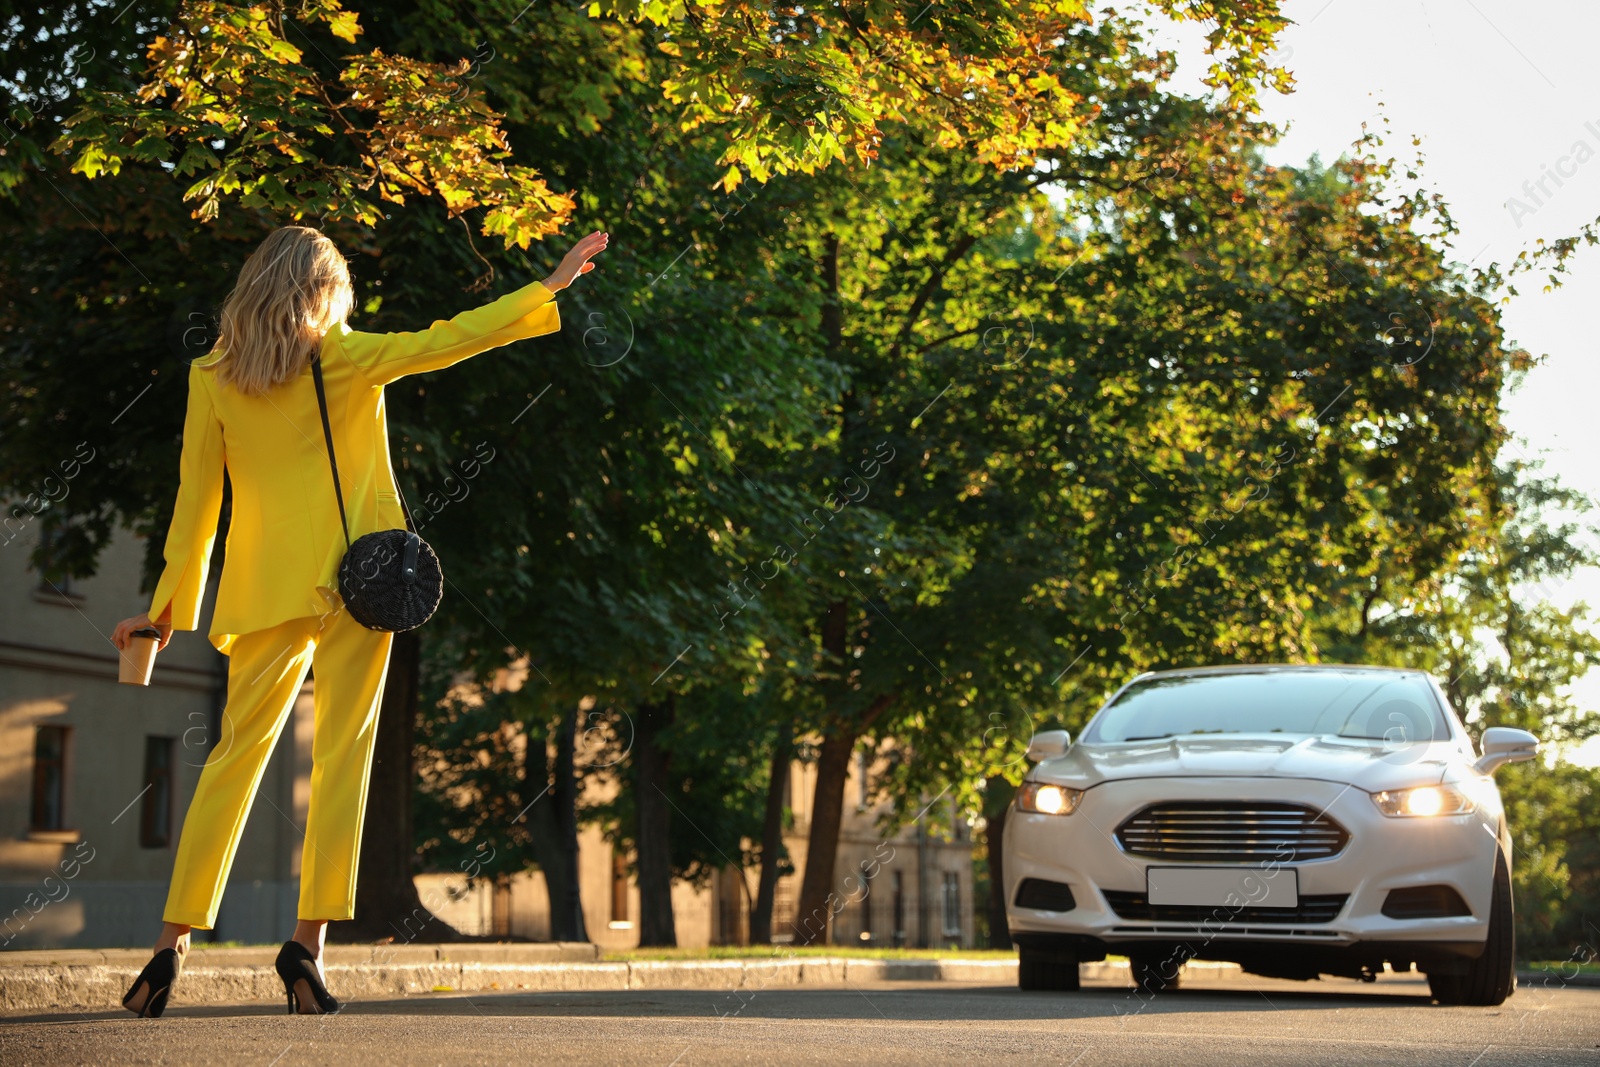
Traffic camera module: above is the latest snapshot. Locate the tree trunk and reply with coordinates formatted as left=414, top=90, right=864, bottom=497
left=331, top=630, right=462, bottom=943
left=749, top=737, right=792, bottom=945
left=634, top=697, right=677, bottom=946
left=552, top=705, right=589, bottom=942
left=524, top=707, right=590, bottom=942
left=982, top=776, right=1015, bottom=948
left=793, top=600, right=893, bottom=946
left=820, top=236, right=842, bottom=351
left=916, top=807, right=933, bottom=947
left=792, top=729, right=857, bottom=945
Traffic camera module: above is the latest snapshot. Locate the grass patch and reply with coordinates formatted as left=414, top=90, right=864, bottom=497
left=603, top=945, right=1020, bottom=962
left=1523, top=960, right=1600, bottom=977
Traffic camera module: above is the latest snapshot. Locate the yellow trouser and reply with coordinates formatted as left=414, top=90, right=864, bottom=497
left=163, top=608, right=393, bottom=929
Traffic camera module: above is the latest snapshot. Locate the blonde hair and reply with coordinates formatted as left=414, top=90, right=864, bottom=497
left=204, top=226, right=353, bottom=395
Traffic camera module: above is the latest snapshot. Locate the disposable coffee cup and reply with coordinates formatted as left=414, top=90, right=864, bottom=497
left=119, top=626, right=162, bottom=686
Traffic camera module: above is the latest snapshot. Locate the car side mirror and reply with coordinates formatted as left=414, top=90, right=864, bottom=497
left=1474, top=727, right=1539, bottom=775
left=1027, top=730, right=1072, bottom=762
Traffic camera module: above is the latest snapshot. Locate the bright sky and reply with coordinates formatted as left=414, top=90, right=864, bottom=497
left=1150, top=0, right=1600, bottom=762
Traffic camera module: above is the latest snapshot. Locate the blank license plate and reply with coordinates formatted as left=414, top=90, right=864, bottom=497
left=1147, top=866, right=1299, bottom=908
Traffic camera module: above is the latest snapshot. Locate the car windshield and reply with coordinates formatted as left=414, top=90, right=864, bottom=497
left=1082, top=670, right=1449, bottom=745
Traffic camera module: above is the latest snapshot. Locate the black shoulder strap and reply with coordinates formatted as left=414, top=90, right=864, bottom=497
left=310, top=354, right=353, bottom=550
left=310, top=353, right=420, bottom=541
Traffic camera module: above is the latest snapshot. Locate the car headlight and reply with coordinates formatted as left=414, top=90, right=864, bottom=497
left=1370, top=783, right=1476, bottom=818
left=1017, top=782, right=1084, bottom=816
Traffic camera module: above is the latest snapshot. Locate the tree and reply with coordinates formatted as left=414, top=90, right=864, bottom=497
left=358, top=2, right=836, bottom=942
left=1323, top=455, right=1600, bottom=953
left=7, top=0, right=1589, bottom=958
left=42, top=0, right=1294, bottom=226
left=53, top=1, right=574, bottom=254
left=979, top=775, right=1016, bottom=948
left=412, top=655, right=598, bottom=942
left=764, top=52, right=1525, bottom=939
left=749, top=733, right=794, bottom=944
left=1, top=0, right=822, bottom=938
left=341, top=630, right=445, bottom=941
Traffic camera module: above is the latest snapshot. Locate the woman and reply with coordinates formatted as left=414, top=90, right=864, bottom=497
left=110, top=224, right=608, bottom=1016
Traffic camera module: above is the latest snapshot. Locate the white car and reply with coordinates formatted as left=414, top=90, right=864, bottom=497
left=1004, top=664, right=1539, bottom=1005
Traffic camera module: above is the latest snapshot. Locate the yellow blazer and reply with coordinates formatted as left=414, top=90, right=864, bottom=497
left=148, top=281, right=561, bottom=655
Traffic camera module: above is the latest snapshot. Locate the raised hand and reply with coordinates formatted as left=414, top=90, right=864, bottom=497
left=542, top=230, right=609, bottom=292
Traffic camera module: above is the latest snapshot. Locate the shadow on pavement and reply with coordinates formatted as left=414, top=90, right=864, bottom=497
left=6, top=979, right=1438, bottom=1025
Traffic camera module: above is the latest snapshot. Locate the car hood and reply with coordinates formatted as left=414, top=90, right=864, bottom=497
left=1033, top=734, right=1467, bottom=793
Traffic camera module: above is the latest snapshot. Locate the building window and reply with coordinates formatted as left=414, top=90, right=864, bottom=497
left=608, top=848, right=631, bottom=928
left=891, top=870, right=905, bottom=947
left=32, top=525, right=82, bottom=601
left=716, top=868, right=743, bottom=946
left=859, top=860, right=875, bottom=942
left=855, top=749, right=869, bottom=810
left=771, top=876, right=796, bottom=940
left=36, top=572, right=79, bottom=599
left=491, top=873, right=513, bottom=938
left=942, top=871, right=962, bottom=938
left=140, top=736, right=175, bottom=848
left=30, top=725, right=70, bottom=832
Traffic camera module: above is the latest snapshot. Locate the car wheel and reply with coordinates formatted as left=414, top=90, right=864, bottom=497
left=1018, top=948, right=1081, bottom=992
left=1429, top=852, right=1516, bottom=1006
left=1130, top=952, right=1182, bottom=993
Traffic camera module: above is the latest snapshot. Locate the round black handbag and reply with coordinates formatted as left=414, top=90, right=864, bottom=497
left=312, top=355, right=443, bottom=632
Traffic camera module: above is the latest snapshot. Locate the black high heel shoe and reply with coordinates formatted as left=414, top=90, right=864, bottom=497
left=275, top=940, right=340, bottom=1015
left=122, top=947, right=182, bottom=1018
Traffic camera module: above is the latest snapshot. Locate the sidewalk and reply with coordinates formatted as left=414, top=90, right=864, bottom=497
left=1, top=943, right=597, bottom=1014
left=2, top=945, right=1590, bottom=1014
left=0, top=944, right=1110, bottom=1014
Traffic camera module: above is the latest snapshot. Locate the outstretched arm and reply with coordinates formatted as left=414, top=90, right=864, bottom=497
left=342, top=230, right=610, bottom=386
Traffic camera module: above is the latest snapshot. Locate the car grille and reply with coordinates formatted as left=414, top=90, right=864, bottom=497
left=1115, top=802, right=1350, bottom=862
left=1103, top=891, right=1349, bottom=924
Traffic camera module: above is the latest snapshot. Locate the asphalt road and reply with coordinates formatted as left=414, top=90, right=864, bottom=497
left=3, top=971, right=1598, bottom=1066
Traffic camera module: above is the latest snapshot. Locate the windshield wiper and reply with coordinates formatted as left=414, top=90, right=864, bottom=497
left=1123, top=734, right=1174, bottom=741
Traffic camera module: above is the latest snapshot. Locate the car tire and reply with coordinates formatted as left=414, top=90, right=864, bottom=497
left=1018, top=948, right=1081, bottom=992
left=1429, top=851, right=1516, bottom=1007
left=1130, top=952, right=1182, bottom=993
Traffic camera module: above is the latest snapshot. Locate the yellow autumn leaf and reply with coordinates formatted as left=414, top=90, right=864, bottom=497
left=72, top=144, right=118, bottom=179
left=327, top=11, right=363, bottom=43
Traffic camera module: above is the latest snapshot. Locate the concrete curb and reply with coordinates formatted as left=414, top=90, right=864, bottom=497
left=0, top=950, right=1262, bottom=1015
left=0, top=943, right=601, bottom=968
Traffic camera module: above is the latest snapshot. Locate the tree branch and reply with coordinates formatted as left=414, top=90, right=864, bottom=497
left=887, top=232, right=979, bottom=363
